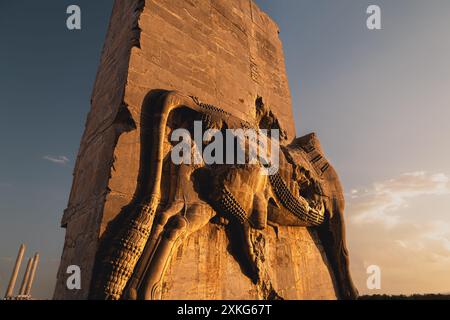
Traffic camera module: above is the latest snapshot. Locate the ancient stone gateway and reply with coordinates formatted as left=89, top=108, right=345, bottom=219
left=53, top=0, right=357, bottom=300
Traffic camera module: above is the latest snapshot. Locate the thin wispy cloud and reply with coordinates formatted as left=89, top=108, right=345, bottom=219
left=42, top=155, right=70, bottom=165
left=347, top=172, right=450, bottom=294
left=349, top=220, right=450, bottom=295
left=348, top=172, right=450, bottom=228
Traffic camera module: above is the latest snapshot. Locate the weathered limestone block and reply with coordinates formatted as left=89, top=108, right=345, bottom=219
left=161, top=224, right=335, bottom=300
left=54, top=0, right=338, bottom=299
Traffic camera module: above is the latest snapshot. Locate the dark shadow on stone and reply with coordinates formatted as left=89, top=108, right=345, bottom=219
left=306, top=226, right=341, bottom=299
left=224, top=222, right=259, bottom=284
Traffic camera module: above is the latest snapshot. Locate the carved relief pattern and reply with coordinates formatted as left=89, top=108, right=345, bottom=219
left=90, top=92, right=358, bottom=300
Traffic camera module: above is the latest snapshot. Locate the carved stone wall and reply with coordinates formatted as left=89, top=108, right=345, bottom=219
left=54, top=0, right=337, bottom=299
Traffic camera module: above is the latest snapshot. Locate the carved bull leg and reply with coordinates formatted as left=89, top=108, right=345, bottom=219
left=138, top=203, right=215, bottom=300
left=123, top=201, right=184, bottom=300
left=318, top=202, right=359, bottom=300
left=250, top=191, right=268, bottom=230
left=127, top=154, right=214, bottom=299
left=139, top=213, right=188, bottom=300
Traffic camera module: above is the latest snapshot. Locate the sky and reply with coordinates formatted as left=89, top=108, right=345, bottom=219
left=0, top=0, right=449, bottom=299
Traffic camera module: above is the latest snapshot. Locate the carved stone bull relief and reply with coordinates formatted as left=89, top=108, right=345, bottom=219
left=89, top=90, right=358, bottom=300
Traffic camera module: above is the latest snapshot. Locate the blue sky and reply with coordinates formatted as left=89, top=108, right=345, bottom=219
left=0, top=0, right=114, bottom=299
left=1, top=0, right=449, bottom=298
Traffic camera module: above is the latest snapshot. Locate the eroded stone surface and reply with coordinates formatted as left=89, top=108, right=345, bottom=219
left=161, top=224, right=335, bottom=300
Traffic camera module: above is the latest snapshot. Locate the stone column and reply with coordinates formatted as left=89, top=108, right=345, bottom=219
left=24, top=253, right=39, bottom=296
left=4, top=244, right=25, bottom=299
left=18, top=257, right=33, bottom=296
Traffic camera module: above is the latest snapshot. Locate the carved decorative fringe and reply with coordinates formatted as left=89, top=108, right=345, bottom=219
left=97, top=202, right=157, bottom=300
left=269, top=173, right=324, bottom=226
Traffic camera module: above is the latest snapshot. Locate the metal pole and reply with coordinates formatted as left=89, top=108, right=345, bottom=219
left=4, top=244, right=26, bottom=299
left=24, top=253, right=39, bottom=296
left=18, top=257, right=34, bottom=296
